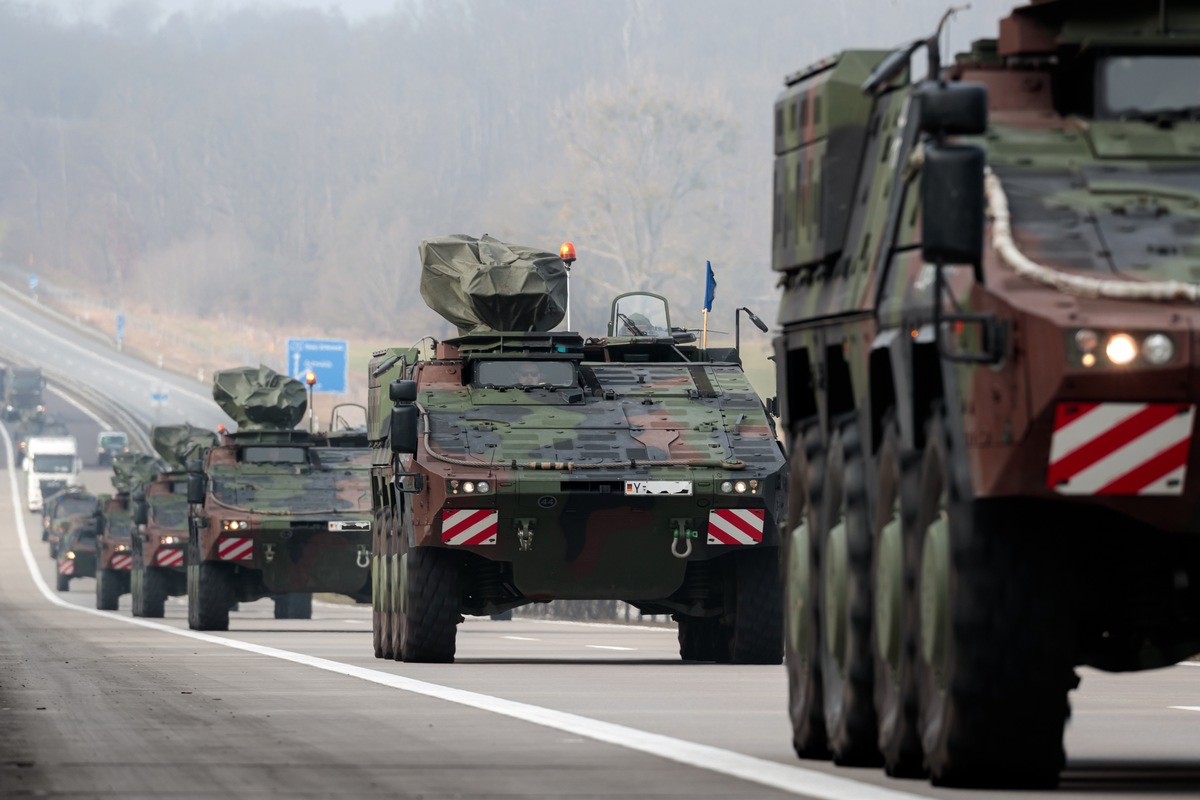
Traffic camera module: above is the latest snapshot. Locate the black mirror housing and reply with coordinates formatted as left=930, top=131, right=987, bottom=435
left=389, top=380, right=418, bottom=403
left=918, top=82, right=988, bottom=136
left=133, top=500, right=148, bottom=527
left=187, top=473, right=206, bottom=505
left=390, top=406, right=418, bottom=455
left=921, top=144, right=986, bottom=266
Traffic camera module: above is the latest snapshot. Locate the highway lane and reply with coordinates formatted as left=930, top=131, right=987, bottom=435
left=0, top=286, right=230, bottom=432
left=3, top=419, right=1200, bottom=798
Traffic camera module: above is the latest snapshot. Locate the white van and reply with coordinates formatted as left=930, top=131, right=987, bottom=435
left=25, top=436, right=81, bottom=512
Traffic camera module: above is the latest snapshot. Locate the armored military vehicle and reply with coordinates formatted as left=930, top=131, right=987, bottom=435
left=772, top=0, right=1200, bottom=788
left=42, top=488, right=99, bottom=558
left=3, top=365, right=44, bottom=420
left=56, top=513, right=99, bottom=592
left=130, top=424, right=218, bottom=617
left=368, top=235, right=786, bottom=663
left=96, top=453, right=160, bottom=611
left=185, top=366, right=373, bottom=631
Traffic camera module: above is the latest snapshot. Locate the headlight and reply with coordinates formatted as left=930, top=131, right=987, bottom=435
left=476, top=481, right=490, bottom=493
left=1142, top=333, right=1175, bottom=366
left=720, top=481, right=733, bottom=493
left=734, top=481, right=748, bottom=494
left=447, top=479, right=492, bottom=495
left=221, top=520, right=249, bottom=531
left=160, top=536, right=179, bottom=545
left=66, top=551, right=76, bottom=559
left=115, top=544, right=128, bottom=552
left=463, top=481, right=476, bottom=494
left=1105, top=333, right=1137, bottom=366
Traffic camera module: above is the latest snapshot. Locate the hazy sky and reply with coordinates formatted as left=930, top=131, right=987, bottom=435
left=16, top=0, right=417, bottom=24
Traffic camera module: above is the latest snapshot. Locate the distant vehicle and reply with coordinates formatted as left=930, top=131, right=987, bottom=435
left=42, top=488, right=99, bottom=559
left=95, top=453, right=159, bottom=611
left=97, top=430, right=129, bottom=466
left=368, top=236, right=786, bottom=663
left=24, top=436, right=80, bottom=512
left=186, top=366, right=372, bottom=631
left=4, top=365, right=44, bottom=420
left=56, top=514, right=99, bottom=592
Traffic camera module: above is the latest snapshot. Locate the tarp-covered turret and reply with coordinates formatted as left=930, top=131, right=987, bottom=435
left=420, top=234, right=568, bottom=335
left=151, top=423, right=219, bottom=471
left=111, top=452, right=163, bottom=494
left=212, top=365, right=306, bottom=431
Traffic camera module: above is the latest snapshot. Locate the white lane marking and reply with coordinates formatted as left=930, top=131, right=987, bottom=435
left=1171, top=706, right=1200, bottom=712
left=46, top=385, right=112, bottom=430
left=1, top=425, right=930, bottom=800
left=587, top=645, right=636, bottom=651
left=342, top=620, right=368, bottom=625
left=521, top=618, right=674, bottom=632
left=503, top=636, right=539, bottom=642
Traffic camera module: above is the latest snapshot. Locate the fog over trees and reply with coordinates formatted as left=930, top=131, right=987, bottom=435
left=0, top=0, right=1019, bottom=339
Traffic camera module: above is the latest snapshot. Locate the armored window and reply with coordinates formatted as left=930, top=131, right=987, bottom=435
left=239, top=446, right=308, bottom=464
left=1097, top=55, right=1200, bottom=119
left=150, top=499, right=187, bottom=528
left=33, top=454, right=74, bottom=473
left=55, top=497, right=96, bottom=517
left=475, top=360, right=576, bottom=388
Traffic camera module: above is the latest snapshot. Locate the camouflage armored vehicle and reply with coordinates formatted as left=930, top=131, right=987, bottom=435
left=130, top=424, right=218, bottom=617
left=186, top=366, right=373, bottom=631
left=42, top=487, right=99, bottom=558
left=368, top=235, right=786, bottom=663
left=772, top=0, right=1200, bottom=788
left=3, top=365, right=44, bottom=420
left=55, top=512, right=100, bottom=592
left=96, top=453, right=160, bottom=611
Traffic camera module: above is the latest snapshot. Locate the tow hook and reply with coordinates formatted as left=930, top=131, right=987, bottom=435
left=671, top=519, right=698, bottom=559
left=516, top=519, right=535, bottom=552
left=356, top=545, right=370, bottom=569
left=263, top=543, right=276, bottom=564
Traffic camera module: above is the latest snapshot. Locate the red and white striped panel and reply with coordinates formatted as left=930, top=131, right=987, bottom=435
left=58, top=559, right=75, bottom=576
left=707, top=509, right=765, bottom=545
left=441, top=509, right=498, bottom=546
left=157, top=548, right=185, bottom=568
left=110, top=554, right=132, bottom=570
left=217, top=537, right=254, bottom=561
left=1047, top=402, right=1195, bottom=495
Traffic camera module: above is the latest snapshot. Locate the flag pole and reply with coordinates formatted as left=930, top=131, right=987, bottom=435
left=702, top=309, right=708, bottom=349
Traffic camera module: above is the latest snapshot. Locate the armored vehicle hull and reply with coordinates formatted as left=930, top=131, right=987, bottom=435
left=369, top=260, right=787, bottom=664
left=773, top=0, right=1200, bottom=788
left=96, top=496, right=133, bottom=611
left=131, top=472, right=190, bottom=617
left=56, top=521, right=98, bottom=592
left=42, top=489, right=98, bottom=559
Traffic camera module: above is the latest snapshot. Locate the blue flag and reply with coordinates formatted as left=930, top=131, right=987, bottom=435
left=703, top=261, right=717, bottom=312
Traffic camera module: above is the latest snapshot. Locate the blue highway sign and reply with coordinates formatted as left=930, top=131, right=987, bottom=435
left=286, top=338, right=348, bottom=393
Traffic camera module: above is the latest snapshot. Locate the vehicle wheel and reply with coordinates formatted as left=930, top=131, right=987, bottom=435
left=131, top=546, right=145, bottom=617
left=677, top=615, right=728, bottom=662
left=188, top=530, right=234, bottom=631
left=872, top=415, right=925, bottom=777
left=372, top=508, right=388, bottom=658
left=56, top=570, right=70, bottom=592
left=96, top=567, right=121, bottom=611
left=398, top=545, right=461, bottom=663
left=274, top=593, right=313, bottom=619
left=389, top=507, right=405, bottom=662
left=141, top=568, right=168, bottom=618
left=49, top=541, right=58, bottom=559
left=784, top=426, right=830, bottom=759
left=728, top=546, right=783, bottom=664
left=915, top=412, right=1075, bottom=788
left=820, top=423, right=880, bottom=765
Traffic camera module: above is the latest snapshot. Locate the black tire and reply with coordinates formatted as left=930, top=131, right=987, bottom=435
left=784, top=426, right=830, bottom=759
left=274, top=593, right=313, bottom=619
left=56, top=570, right=70, bottom=592
left=677, top=615, right=728, bottom=662
left=398, top=546, right=461, bottom=663
left=49, top=541, right=58, bottom=559
left=729, top=546, right=783, bottom=664
left=130, top=544, right=145, bottom=617
left=872, top=415, right=925, bottom=777
left=188, top=530, right=234, bottom=631
left=819, top=423, right=880, bottom=765
left=96, top=567, right=121, bottom=611
left=372, top=508, right=388, bottom=658
left=914, top=412, right=1075, bottom=788
left=140, top=567, right=168, bottom=618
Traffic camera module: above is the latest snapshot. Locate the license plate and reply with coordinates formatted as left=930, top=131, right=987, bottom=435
left=328, top=521, right=371, bottom=532
left=624, top=480, right=692, bottom=496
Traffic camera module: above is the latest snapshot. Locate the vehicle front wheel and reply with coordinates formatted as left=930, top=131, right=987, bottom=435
left=188, top=532, right=234, bottom=631
left=398, top=546, right=461, bottom=663
left=96, top=567, right=121, bottom=611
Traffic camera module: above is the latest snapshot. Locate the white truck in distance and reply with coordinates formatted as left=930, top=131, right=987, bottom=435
left=25, top=436, right=81, bottom=512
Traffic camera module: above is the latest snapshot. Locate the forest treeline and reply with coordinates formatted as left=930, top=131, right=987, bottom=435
left=0, top=0, right=1018, bottom=340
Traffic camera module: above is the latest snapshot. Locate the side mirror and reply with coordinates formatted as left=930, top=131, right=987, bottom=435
left=187, top=473, right=206, bottom=505
left=389, top=380, right=418, bottom=403
left=918, top=82, right=988, bottom=136
left=390, top=406, right=418, bottom=455
left=921, top=144, right=986, bottom=266
left=133, top=500, right=148, bottom=527
left=766, top=397, right=780, bottom=417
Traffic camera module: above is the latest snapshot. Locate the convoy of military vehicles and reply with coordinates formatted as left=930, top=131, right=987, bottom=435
left=2, top=0, right=1197, bottom=793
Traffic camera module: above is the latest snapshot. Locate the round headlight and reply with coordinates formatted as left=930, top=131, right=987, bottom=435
left=66, top=551, right=76, bottom=559
left=734, top=481, right=748, bottom=494
left=1106, top=333, right=1137, bottom=366
left=721, top=481, right=733, bottom=493
left=1075, top=328, right=1099, bottom=353
left=462, top=481, right=476, bottom=494
left=1142, top=333, right=1174, bottom=366
left=476, top=481, right=489, bottom=494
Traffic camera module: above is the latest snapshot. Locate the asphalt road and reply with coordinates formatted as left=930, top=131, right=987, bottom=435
left=2, top=292, right=1200, bottom=799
